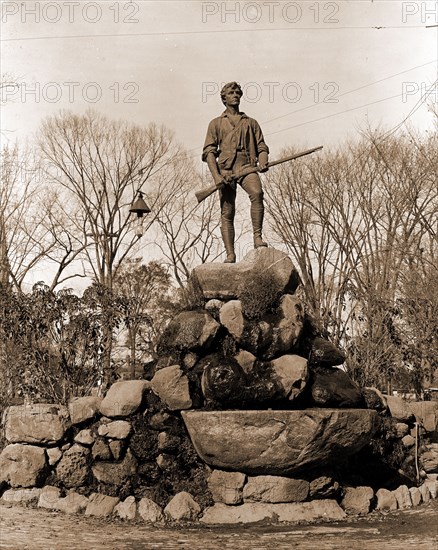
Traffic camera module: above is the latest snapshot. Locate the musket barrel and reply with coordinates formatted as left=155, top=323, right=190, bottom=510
left=195, top=145, right=323, bottom=204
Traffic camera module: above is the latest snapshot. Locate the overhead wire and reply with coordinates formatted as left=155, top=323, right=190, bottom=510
left=0, top=25, right=430, bottom=42
left=261, top=60, right=437, bottom=125
left=182, top=63, right=437, bottom=157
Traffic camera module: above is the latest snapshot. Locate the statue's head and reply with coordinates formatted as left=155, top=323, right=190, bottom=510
left=220, top=82, right=243, bottom=105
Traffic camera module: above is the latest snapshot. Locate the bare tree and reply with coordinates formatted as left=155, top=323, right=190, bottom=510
left=265, top=149, right=359, bottom=342
left=39, top=110, right=187, bottom=288
left=153, top=157, right=223, bottom=286
left=38, top=110, right=188, bottom=381
left=0, top=143, right=92, bottom=291
left=265, top=130, right=437, bottom=391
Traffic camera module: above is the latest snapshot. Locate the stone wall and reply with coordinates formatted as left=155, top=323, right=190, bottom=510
left=0, top=382, right=437, bottom=524
left=1, top=249, right=437, bottom=524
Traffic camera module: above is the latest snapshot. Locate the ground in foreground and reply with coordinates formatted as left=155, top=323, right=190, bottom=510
left=1, top=500, right=437, bottom=550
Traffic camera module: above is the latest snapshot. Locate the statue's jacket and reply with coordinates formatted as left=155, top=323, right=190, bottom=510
left=202, top=110, right=269, bottom=170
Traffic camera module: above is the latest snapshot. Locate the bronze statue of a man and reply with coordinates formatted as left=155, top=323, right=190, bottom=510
left=202, top=82, right=269, bottom=263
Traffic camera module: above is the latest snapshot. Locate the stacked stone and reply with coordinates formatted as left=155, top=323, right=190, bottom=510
left=0, top=381, right=437, bottom=523
left=0, top=382, right=205, bottom=521
left=1, top=248, right=437, bottom=525
left=199, top=469, right=438, bottom=524
left=156, top=248, right=365, bottom=410
left=385, top=395, right=438, bottom=482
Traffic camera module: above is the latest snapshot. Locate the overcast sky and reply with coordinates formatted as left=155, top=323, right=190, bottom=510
left=1, top=0, right=437, bottom=163
left=1, top=0, right=437, bottom=290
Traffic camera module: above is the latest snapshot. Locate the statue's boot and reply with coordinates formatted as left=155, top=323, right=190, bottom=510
left=221, top=223, right=236, bottom=263
left=251, top=200, right=268, bottom=249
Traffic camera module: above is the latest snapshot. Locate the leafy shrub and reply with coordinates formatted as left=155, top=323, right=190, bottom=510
left=239, top=270, right=282, bottom=320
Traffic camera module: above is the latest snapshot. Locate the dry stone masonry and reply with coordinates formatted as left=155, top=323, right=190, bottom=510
left=1, top=249, right=437, bottom=525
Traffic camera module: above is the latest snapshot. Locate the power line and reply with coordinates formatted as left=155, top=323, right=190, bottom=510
left=181, top=62, right=436, bottom=155
left=265, top=93, right=405, bottom=136
left=374, top=79, right=438, bottom=142
left=0, top=25, right=429, bottom=42
left=262, top=60, right=437, bottom=125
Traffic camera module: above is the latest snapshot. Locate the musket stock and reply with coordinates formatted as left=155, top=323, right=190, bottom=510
left=195, top=184, right=221, bottom=203
left=195, top=145, right=323, bottom=204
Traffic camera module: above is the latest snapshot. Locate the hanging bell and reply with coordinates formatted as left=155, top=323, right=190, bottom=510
left=130, top=191, right=151, bottom=237
left=129, top=191, right=151, bottom=218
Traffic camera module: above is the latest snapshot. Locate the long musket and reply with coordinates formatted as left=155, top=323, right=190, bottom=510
left=195, top=145, right=323, bottom=204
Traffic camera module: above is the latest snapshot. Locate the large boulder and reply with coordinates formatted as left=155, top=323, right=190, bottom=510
left=182, top=409, right=377, bottom=475
left=192, top=248, right=301, bottom=300
left=99, top=380, right=150, bottom=418
left=150, top=365, right=192, bottom=410
left=243, top=475, right=309, bottom=503
left=309, top=367, right=364, bottom=408
left=200, top=354, right=308, bottom=407
left=56, top=444, right=90, bottom=488
left=219, top=296, right=304, bottom=360
left=157, top=311, right=219, bottom=354
left=68, top=396, right=101, bottom=425
left=0, top=444, right=47, bottom=487
left=4, top=404, right=70, bottom=445
left=92, top=449, right=138, bottom=487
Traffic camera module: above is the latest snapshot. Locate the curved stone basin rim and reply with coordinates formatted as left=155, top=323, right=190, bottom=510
left=182, top=409, right=378, bottom=476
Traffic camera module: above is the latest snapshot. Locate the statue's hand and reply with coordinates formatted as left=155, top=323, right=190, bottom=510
left=224, top=175, right=237, bottom=190
left=214, top=176, right=227, bottom=188
left=258, top=163, right=269, bottom=173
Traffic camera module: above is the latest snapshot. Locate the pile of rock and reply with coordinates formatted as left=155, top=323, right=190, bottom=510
left=200, top=469, right=438, bottom=524
left=0, top=380, right=209, bottom=520
left=0, top=381, right=437, bottom=524
left=157, top=248, right=366, bottom=410
left=385, top=395, right=438, bottom=481
left=1, top=248, right=438, bottom=525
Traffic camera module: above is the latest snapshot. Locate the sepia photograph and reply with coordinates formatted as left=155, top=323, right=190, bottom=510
left=1, top=1, right=437, bottom=548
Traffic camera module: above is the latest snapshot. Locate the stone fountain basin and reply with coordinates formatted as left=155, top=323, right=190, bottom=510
left=181, top=409, right=378, bottom=476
